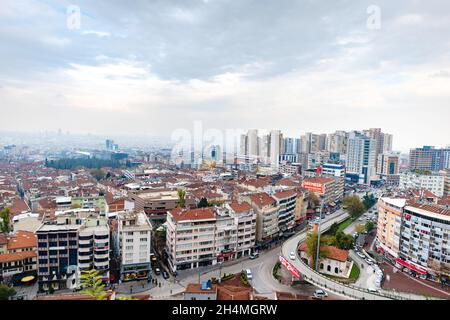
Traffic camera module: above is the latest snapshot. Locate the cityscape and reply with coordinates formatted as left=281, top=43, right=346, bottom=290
left=0, top=0, right=449, bottom=308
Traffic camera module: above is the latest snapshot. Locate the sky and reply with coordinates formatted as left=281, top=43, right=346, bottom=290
left=0, top=0, right=449, bottom=152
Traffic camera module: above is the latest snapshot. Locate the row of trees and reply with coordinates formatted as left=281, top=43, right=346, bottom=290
left=45, top=158, right=124, bottom=170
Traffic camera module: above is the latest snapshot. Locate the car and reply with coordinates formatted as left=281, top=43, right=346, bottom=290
left=358, top=218, right=363, bottom=221
left=368, top=288, right=379, bottom=293
left=245, top=269, right=253, bottom=280
left=154, top=267, right=161, bottom=275
left=249, top=252, right=259, bottom=260
left=162, top=271, right=170, bottom=279
left=313, top=289, right=328, bottom=299
left=357, top=252, right=365, bottom=259
left=365, top=258, right=374, bottom=265
left=289, top=251, right=296, bottom=260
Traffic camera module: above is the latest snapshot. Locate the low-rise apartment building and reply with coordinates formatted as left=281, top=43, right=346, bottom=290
left=36, top=213, right=110, bottom=293
left=166, top=205, right=257, bottom=272
left=225, top=201, right=257, bottom=258
left=0, top=231, right=37, bottom=283
left=377, top=198, right=406, bottom=258
left=302, top=176, right=343, bottom=205
left=272, top=190, right=297, bottom=232
left=376, top=198, right=450, bottom=281
left=244, top=193, right=280, bottom=242
left=399, top=172, right=445, bottom=197
left=115, top=211, right=152, bottom=282
left=399, top=203, right=449, bottom=280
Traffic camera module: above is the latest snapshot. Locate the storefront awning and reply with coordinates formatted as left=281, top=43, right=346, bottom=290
left=395, top=258, right=427, bottom=275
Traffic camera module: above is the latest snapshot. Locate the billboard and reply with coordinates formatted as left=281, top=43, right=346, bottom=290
left=302, top=181, right=325, bottom=194
left=279, top=255, right=301, bottom=279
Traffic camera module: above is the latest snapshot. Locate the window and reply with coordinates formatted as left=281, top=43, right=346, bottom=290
left=140, top=238, right=147, bottom=242
left=320, top=263, right=324, bottom=270
left=327, top=265, right=331, bottom=272
left=126, top=239, right=133, bottom=243
left=335, top=267, right=339, bottom=274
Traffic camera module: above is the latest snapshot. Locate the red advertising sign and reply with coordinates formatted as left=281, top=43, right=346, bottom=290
left=279, top=255, right=301, bottom=279
left=302, top=181, right=325, bottom=194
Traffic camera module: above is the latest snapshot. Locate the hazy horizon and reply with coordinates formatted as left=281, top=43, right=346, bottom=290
left=1, top=0, right=449, bottom=152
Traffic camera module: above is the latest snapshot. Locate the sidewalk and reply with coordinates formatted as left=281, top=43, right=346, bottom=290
left=114, top=279, right=154, bottom=294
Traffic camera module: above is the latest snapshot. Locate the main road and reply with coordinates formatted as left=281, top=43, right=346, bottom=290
left=280, top=210, right=436, bottom=300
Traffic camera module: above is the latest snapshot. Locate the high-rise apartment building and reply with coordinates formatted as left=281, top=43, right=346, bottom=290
left=346, top=131, right=377, bottom=184
left=409, top=146, right=434, bottom=171
left=327, top=131, right=348, bottom=155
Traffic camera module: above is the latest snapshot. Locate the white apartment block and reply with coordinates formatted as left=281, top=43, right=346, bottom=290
left=400, top=203, right=450, bottom=279
left=166, top=206, right=256, bottom=272
left=116, top=211, right=152, bottom=282
left=78, top=217, right=110, bottom=278
left=399, top=172, right=445, bottom=197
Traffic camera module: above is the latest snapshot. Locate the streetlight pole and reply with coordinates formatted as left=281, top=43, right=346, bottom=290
left=315, top=198, right=324, bottom=272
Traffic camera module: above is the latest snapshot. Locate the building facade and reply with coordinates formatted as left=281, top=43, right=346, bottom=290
left=116, top=211, right=152, bottom=282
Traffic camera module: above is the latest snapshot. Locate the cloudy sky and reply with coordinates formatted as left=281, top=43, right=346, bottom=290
left=1, top=0, right=449, bottom=152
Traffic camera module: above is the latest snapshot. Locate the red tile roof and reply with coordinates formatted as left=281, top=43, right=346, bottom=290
left=407, top=202, right=450, bottom=217
left=272, top=190, right=297, bottom=200
left=7, top=231, right=37, bottom=250
left=170, top=207, right=216, bottom=222
left=0, top=250, right=36, bottom=263
left=303, top=177, right=334, bottom=184
left=229, top=201, right=252, bottom=213
left=249, top=193, right=276, bottom=208
left=299, top=243, right=349, bottom=262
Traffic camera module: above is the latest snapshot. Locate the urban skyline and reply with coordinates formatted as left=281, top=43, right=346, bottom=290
left=1, top=1, right=450, bottom=152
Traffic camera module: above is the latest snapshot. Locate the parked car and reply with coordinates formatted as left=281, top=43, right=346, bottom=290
left=289, top=251, right=296, bottom=261
left=249, top=252, right=259, bottom=260
left=244, top=269, right=253, bottom=280
left=154, top=267, right=161, bottom=275
left=365, top=258, right=374, bottom=265
left=162, top=271, right=170, bottom=280
left=368, top=288, right=379, bottom=293
left=357, top=252, right=366, bottom=259
left=313, top=289, right=328, bottom=299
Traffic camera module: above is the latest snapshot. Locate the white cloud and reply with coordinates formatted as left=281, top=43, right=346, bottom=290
left=82, top=30, right=111, bottom=37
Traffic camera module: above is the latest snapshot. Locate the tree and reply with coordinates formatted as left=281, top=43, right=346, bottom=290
left=365, top=221, right=375, bottom=233
left=90, top=169, right=106, bottom=181
left=80, top=269, right=108, bottom=300
left=343, top=195, right=365, bottom=219
left=176, top=189, right=186, bottom=208
left=0, top=208, right=12, bottom=233
left=328, top=222, right=339, bottom=236
left=355, top=224, right=365, bottom=234
left=197, top=197, right=209, bottom=208
left=305, top=232, right=329, bottom=268
left=335, top=231, right=354, bottom=250
left=308, top=192, right=320, bottom=208
left=362, top=194, right=377, bottom=210
left=0, top=284, right=16, bottom=300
